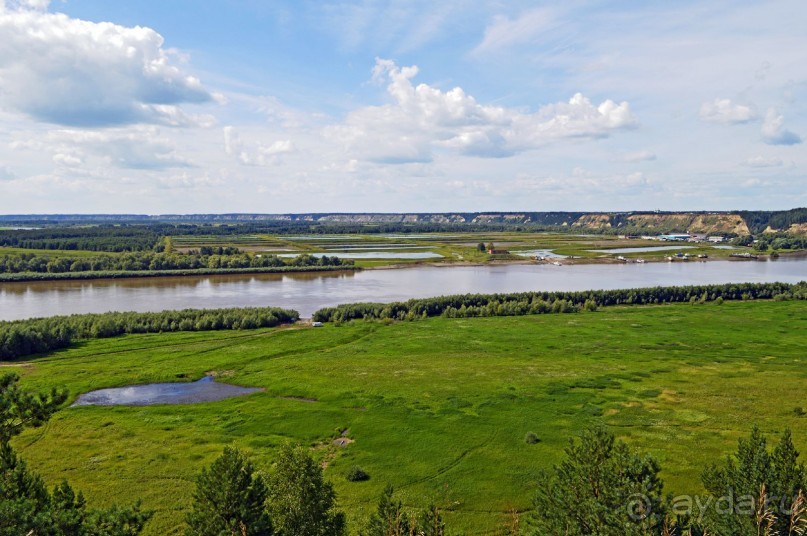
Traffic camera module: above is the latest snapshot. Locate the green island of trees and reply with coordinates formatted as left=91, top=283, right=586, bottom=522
left=0, top=307, right=299, bottom=361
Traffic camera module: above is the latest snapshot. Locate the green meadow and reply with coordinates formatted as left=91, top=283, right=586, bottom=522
left=10, top=300, right=807, bottom=534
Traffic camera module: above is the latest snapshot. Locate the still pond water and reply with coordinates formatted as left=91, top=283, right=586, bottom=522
left=0, top=258, right=804, bottom=321
left=71, top=376, right=260, bottom=406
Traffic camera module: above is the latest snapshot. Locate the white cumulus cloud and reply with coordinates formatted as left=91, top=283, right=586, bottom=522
left=327, top=59, right=637, bottom=164
left=12, top=127, right=191, bottom=169
left=761, top=108, right=802, bottom=146
left=0, top=2, right=213, bottom=126
left=699, top=98, right=756, bottom=124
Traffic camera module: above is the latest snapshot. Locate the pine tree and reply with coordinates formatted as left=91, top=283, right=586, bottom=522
left=417, top=503, right=446, bottom=536
left=530, top=427, right=666, bottom=535
left=362, top=484, right=411, bottom=536
left=185, top=447, right=273, bottom=536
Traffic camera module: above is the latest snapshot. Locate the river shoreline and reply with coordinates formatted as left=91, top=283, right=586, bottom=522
left=0, top=264, right=359, bottom=284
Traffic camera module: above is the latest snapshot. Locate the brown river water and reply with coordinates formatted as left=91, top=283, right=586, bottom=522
left=0, top=258, right=804, bottom=321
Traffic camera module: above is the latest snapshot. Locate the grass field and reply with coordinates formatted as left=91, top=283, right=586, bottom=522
left=10, top=300, right=807, bottom=534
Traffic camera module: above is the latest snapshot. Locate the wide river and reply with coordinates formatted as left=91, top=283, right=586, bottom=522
left=0, top=258, right=804, bottom=321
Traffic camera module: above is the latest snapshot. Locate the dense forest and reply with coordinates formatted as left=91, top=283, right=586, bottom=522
left=0, top=225, right=163, bottom=251
left=739, top=207, right=807, bottom=234
left=0, top=307, right=299, bottom=361
left=313, top=282, right=807, bottom=322
left=751, top=232, right=807, bottom=251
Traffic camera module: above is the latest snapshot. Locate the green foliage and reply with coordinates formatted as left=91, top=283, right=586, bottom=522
left=0, top=225, right=162, bottom=252
left=345, top=466, right=370, bottom=482
left=739, top=208, right=807, bottom=234
left=185, top=447, right=273, bottom=536
left=361, top=484, right=411, bottom=536
left=417, top=504, right=446, bottom=536
left=530, top=427, right=666, bottom=536
left=699, top=427, right=806, bottom=535
left=0, top=444, right=151, bottom=536
left=752, top=232, right=807, bottom=251
left=0, top=251, right=353, bottom=276
left=313, top=282, right=806, bottom=323
left=0, top=376, right=149, bottom=535
left=0, top=264, right=357, bottom=283
left=362, top=486, right=447, bottom=536
left=266, top=444, right=345, bottom=536
left=0, top=372, right=67, bottom=444
left=525, top=432, right=541, bottom=445
left=0, top=307, right=299, bottom=361
left=11, top=300, right=807, bottom=534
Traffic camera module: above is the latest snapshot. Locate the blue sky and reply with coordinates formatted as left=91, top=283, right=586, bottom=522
left=0, top=0, right=805, bottom=213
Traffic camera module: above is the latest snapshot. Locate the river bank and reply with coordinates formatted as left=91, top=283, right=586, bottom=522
left=0, top=264, right=360, bottom=283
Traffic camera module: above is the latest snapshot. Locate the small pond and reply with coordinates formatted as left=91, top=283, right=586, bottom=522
left=71, top=376, right=261, bottom=406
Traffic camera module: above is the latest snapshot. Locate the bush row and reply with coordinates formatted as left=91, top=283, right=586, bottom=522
left=0, top=251, right=353, bottom=274
left=312, top=281, right=807, bottom=322
left=0, top=264, right=358, bottom=282
left=0, top=307, right=299, bottom=361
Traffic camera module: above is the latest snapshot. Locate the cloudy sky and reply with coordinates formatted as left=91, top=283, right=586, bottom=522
left=0, top=0, right=805, bottom=214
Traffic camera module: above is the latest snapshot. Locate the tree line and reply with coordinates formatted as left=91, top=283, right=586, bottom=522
left=739, top=207, right=807, bottom=234
left=0, top=264, right=357, bottom=283
left=0, top=307, right=299, bottom=361
left=752, top=233, right=807, bottom=251
left=0, top=251, right=353, bottom=274
left=312, top=282, right=807, bottom=323
left=0, top=225, right=162, bottom=252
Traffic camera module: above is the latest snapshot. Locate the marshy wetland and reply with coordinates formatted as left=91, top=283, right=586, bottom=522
left=11, top=300, right=807, bottom=534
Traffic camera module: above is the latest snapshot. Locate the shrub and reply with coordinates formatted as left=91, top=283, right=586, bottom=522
left=346, top=465, right=370, bottom=482
left=525, top=432, right=541, bottom=445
